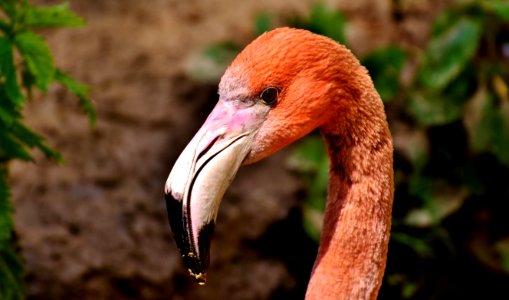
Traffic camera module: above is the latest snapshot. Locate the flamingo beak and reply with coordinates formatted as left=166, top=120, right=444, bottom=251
left=164, top=99, right=269, bottom=284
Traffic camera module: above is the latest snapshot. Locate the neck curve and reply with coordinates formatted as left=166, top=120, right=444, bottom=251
left=305, top=75, right=394, bottom=300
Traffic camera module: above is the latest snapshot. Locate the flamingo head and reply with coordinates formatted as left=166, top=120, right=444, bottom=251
left=164, top=28, right=358, bottom=283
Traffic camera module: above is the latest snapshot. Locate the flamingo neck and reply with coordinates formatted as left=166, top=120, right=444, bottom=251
left=305, top=91, right=394, bottom=300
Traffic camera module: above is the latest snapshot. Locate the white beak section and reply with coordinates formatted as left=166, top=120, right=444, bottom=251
left=164, top=99, right=270, bottom=284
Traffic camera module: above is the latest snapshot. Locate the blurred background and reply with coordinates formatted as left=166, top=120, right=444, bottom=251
left=3, top=0, right=509, bottom=299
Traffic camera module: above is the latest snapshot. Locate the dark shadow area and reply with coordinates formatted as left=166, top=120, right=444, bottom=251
left=249, top=206, right=318, bottom=300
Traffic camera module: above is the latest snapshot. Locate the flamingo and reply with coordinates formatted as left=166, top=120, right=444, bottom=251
left=164, top=27, right=394, bottom=299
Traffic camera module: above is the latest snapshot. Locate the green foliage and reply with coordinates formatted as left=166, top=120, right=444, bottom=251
left=55, top=70, right=96, bottom=125
left=284, top=3, right=346, bottom=44
left=362, top=47, right=407, bottom=102
left=479, top=0, right=509, bottom=20
left=25, top=3, right=85, bottom=28
left=418, top=18, right=481, bottom=92
left=254, top=12, right=273, bottom=36
left=0, top=39, right=23, bottom=105
left=202, top=42, right=241, bottom=66
left=0, top=243, right=24, bottom=300
left=466, top=88, right=509, bottom=166
left=0, top=1, right=93, bottom=299
left=0, top=165, right=23, bottom=300
left=0, top=166, right=23, bottom=300
left=0, top=167, right=13, bottom=245
left=288, top=136, right=329, bottom=241
left=15, top=31, right=55, bottom=92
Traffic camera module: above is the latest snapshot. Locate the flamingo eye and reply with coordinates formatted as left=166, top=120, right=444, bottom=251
left=259, top=87, right=279, bottom=106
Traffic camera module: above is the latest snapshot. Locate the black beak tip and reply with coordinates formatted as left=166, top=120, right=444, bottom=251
left=164, top=191, right=215, bottom=285
left=181, top=220, right=215, bottom=285
left=182, top=254, right=208, bottom=285
left=164, top=192, right=188, bottom=253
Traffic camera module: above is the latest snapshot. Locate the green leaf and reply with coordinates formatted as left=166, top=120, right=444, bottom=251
left=287, top=4, right=346, bottom=44
left=464, top=89, right=509, bottom=167
left=407, top=91, right=464, bottom=127
left=9, top=120, right=62, bottom=161
left=254, top=12, right=272, bottom=36
left=495, top=238, right=509, bottom=274
left=0, top=130, right=32, bottom=161
left=0, top=37, right=24, bottom=105
left=0, top=108, right=14, bottom=127
left=386, top=273, right=419, bottom=299
left=418, top=17, right=481, bottom=92
left=431, top=9, right=462, bottom=37
left=14, top=31, right=55, bottom=92
left=0, top=118, right=62, bottom=162
left=288, top=136, right=329, bottom=211
left=26, top=2, right=86, bottom=28
left=409, top=65, right=475, bottom=126
left=480, top=0, right=509, bottom=21
left=307, top=4, right=346, bottom=44
left=0, top=166, right=13, bottom=243
left=185, top=42, right=240, bottom=82
left=289, top=135, right=327, bottom=172
left=0, top=178, right=25, bottom=300
left=391, top=232, right=434, bottom=258
left=0, top=20, right=10, bottom=34
left=0, top=167, right=24, bottom=300
left=55, top=70, right=96, bottom=126
left=202, top=42, right=240, bottom=65
left=407, top=92, right=462, bottom=126
left=0, top=99, right=21, bottom=127
left=406, top=176, right=468, bottom=227
left=362, top=47, right=407, bottom=102
left=0, top=240, right=25, bottom=300
left=0, top=0, right=17, bottom=20
left=0, top=84, right=22, bottom=127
